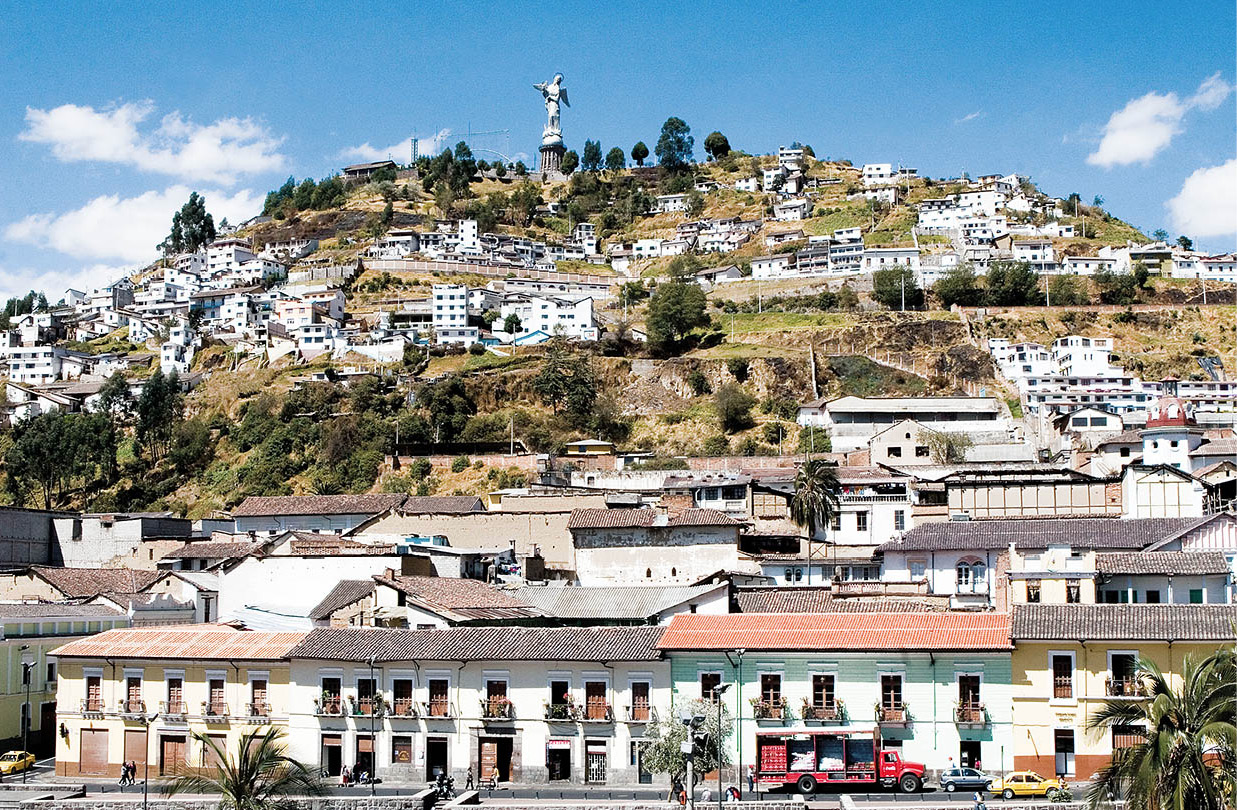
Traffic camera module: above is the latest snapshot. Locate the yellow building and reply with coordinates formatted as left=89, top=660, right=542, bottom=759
left=52, top=625, right=303, bottom=778
left=1, top=604, right=127, bottom=755
left=1010, top=603, right=1237, bottom=780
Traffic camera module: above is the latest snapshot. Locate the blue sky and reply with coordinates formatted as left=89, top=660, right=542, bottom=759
left=2, top=0, right=1234, bottom=298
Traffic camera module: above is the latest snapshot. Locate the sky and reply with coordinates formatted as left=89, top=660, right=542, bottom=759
left=1, top=0, right=1235, bottom=298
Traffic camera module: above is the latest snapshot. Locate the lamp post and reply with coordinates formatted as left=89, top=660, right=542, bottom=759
left=142, top=712, right=159, bottom=810
left=368, top=655, right=378, bottom=797
left=19, top=646, right=32, bottom=784
left=714, top=684, right=731, bottom=810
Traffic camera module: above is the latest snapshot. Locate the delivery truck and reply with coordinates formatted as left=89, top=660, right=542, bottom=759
left=755, top=730, right=925, bottom=793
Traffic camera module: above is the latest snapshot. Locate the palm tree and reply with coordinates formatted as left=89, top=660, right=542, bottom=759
left=1086, top=649, right=1236, bottom=810
left=163, top=728, right=326, bottom=810
left=789, top=459, right=841, bottom=540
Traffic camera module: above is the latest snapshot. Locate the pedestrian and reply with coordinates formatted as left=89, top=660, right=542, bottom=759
left=973, top=792, right=986, bottom=810
left=466, top=771, right=474, bottom=791
left=340, top=765, right=351, bottom=787
left=746, top=764, right=755, bottom=793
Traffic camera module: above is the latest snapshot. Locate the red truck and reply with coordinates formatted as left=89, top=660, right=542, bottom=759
left=756, top=730, right=925, bottom=794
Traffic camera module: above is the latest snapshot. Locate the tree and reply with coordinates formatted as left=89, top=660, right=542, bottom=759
left=933, top=263, right=983, bottom=308
left=985, top=260, right=1040, bottom=306
left=1048, top=274, right=1089, bottom=306
left=921, top=429, right=973, bottom=463
left=503, top=313, right=522, bottom=334
left=560, top=150, right=579, bottom=174
left=96, top=372, right=133, bottom=428
left=162, top=192, right=216, bottom=254
left=6, top=412, right=67, bottom=509
left=641, top=698, right=733, bottom=782
left=1095, top=269, right=1139, bottom=305
left=685, top=190, right=705, bottom=218
left=789, top=459, right=841, bottom=539
left=509, top=181, right=542, bottom=226
left=1132, top=261, right=1151, bottom=289
left=1152, top=228, right=1169, bottom=242
left=136, top=370, right=183, bottom=462
left=871, top=265, right=923, bottom=310
left=493, top=161, right=507, bottom=179
left=582, top=139, right=603, bottom=172
left=163, top=728, right=326, bottom=808
left=1177, top=235, right=1194, bottom=251
left=514, top=160, right=528, bottom=176
left=715, top=383, right=755, bottom=433
left=655, top=117, right=694, bottom=172
left=646, top=280, right=708, bottom=355
left=604, top=147, right=626, bottom=172
left=532, top=343, right=597, bottom=419
left=703, top=131, right=731, bottom=161
left=631, top=141, right=649, bottom=167
left=1085, top=650, right=1235, bottom=810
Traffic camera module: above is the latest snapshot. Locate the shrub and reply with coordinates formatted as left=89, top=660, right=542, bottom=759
left=715, top=383, right=756, bottom=433
left=726, top=358, right=750, bottom=382
left=451, top=455, right=470, bottom=473
left=701, top=434, right=731, bottom=456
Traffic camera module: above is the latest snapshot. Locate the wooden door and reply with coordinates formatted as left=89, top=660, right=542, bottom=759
left=79, top=729, right=109, bottom=775
left=585, top=681, right=606, bottom=720
left=480, top=740, right=498, bottom=781
left=160, top=735, right=187, bottom=776
left=124, top=729, right=147, bottom=770
left=631, top=682, right=650, bottom=721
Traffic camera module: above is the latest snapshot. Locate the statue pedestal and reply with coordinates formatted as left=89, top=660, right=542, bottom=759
left=540, top=143, right=565, bottom=174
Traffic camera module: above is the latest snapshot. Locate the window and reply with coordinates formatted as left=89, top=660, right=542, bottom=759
left=250, top=678, right=269, bottom=716
left=894, top=510, right=905, bottom=531
left=166, top=677, right=184, bottom=714
left=909, top=559, right=926, bottom=580
left=1190, top=589, right=1204, bottom=604
left=722, top=486, right=745, bottom=500
left=880, top=675, right=903, bottom=715
left=484, top=679, right=509, bottom=718
left=584, top=680, right=609, bottom=720
left=125, top=676, right=144, bottom=713
left=1051, top=654, right=1074, bottom=699
left=856, top=512, right=869, bottom=532
left=630, top=681, right=651, bottom=722
left=1144, top=590, right=1161, bottom=603
left=810, top=674, right=836, bottom=717
left=427, top=678, right=450, bottom=716
left=392, top=678, right=415, bottom=717
left=1112, top=725, right=1143, bottom=751
left=392, top=736, right=412, bottom=764
left=956, top=558, right=987, bottom=593
left=887, top=446, right=902, bottom=458
left=1066, top=582, right=1081, bottom=603
left=1026, top=579, right=1041, bottom=603
left=1120, top=447, right=1131, bottom=458
left=46, top=661, right=56, bottom=686
left=207, top=677, right=226, bottom=716
left=547, top=679, right=572, bottom=718
left=356, top=677, right=377, bottom=715
left=829, top=513, right=841, bottom=532
left=700, top=672, right=722, bottom=701
left=320, top=676, right=342, bottom=714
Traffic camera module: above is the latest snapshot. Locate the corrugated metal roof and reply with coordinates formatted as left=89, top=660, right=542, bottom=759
left=657, top=612, right=1012, bottom=651
left=510, top=583, right=724, bottom=620
left=51, top=625, right=306, bottom=660
left=290, top=625, right=666, bottom=662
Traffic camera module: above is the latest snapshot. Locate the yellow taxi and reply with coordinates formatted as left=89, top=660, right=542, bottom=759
left=0, top=751, right=36, bottom=775
left=989, top=771, right=1066, bottom=800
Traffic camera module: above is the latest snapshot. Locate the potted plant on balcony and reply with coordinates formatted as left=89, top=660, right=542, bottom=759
left=751, top=696, right=791, bottom=721
left=318, top=691, right=341, bottom=715
left=875, top=701, right=908, bottom=724
left=954, top=701, right=986, bottom=725
left=544, top=692, right=579, bottom=720
left=482, top=696, right=514, bottom=720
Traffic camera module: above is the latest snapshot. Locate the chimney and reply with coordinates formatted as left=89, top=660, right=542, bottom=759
left=661, top=494, right=694, bottom=520
left=385, top=567, right=395, bottom=580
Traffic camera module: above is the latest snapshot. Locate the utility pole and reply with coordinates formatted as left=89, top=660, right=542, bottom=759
left=368, top=656, right=378, bottom=796
left=19, top=646, right=31, bottom=783
left=901, top=270, right=906, bottom=312
left=142, top=712, right=159, bottom=810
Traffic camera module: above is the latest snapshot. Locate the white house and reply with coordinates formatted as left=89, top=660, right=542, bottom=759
left=862, top=163, right=894, bottom=186
left=862, top=246, right=921, bottom=274
left=432, top=284, right=473, bottom=345
left=5, top=345, right=64, bottom=385
left=751, top=254, right=794, bottom=279
left=772, top=198, right=810, bottom=221
left=499, top=295, right=595, bottom=342
left=655, top=194, right=689, bottom=214
left=734, top=176, right=759, bottom=193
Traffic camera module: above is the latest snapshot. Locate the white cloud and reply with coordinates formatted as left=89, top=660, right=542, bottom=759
left=1087, top=73, right=1234, bottom=168
left=20, top=101, right=287, bottom=184
left=0, top=263, right=136, bottom=301
left=1165, top=158, right=1237, bottom=239
left=5, top=186, right=263, bottom=264
left=338, top=129, right=452, bottom=163
left=954, top=110, right=984, bottom=124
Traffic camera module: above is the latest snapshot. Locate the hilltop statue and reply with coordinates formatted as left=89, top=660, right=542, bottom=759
left=534, top=73, right=569, bottom=143
left=533, top=73, right=569, bottom=173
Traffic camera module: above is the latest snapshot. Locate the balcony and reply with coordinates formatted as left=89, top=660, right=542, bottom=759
left=801, top=701, right=843, bottom=723
left=349, top=696, right=385, bottom=717
left=81, top=698, right=104, bottom=716
left=580, top=703, right=614, bottom=723
left=954, top=704, right=988, bottom=727
left=422, top=699, right=456, bottom=719
left=481, top=698, right=515, bottom=721
left=315, top=696, right=344, bottom=717
left=751, top=698, right=791, bottom=722
left=389, top=698, right=419, bottom=718
left=625, top=704, right=656, bottom=724
left=203, top=701, right=230, bottom=720
left=1106, top=677, right=1148, bottom=699
left=160, top=700, right=187, bottom=721
left=876, top=705, right=909, bottom=727
left=544, top=703, right=580, bottom=722
left=247, top=702, right=272, bottom=722
left=119, top=699, right=147, bottom=718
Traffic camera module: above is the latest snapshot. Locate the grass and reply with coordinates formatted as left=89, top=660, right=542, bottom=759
left=726, top=312, right=852, bottom=331
left=1006, top=397, right=1024, bottom=419
left=689, top=342, right=807, bottom=359
left=828, top=355, right=927, bottom=397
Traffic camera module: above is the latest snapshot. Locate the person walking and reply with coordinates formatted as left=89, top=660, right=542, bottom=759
left=340, top=765, right=351, bottom=787
left=746, top=765, right=755, bottom=793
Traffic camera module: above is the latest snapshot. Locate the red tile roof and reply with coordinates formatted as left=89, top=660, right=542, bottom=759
left=51, top=625, right=306, bottom=660
left=32, top=567, right=166, bottom=598
left=231, top=494, right=407, bottom=517
left=656, top=612, right=1012, bottom=651
left=567, top=507, right=740, bottom=529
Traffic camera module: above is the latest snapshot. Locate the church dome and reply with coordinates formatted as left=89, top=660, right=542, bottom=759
left=1146, top=395, right=1195, bottom=428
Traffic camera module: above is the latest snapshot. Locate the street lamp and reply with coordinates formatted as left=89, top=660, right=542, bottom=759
left=141, top=712, right=160, bottom=810
left=368, top=655, right=378, bottom=797
left=19, top=646, right=32, bottom=784
left=714, top=684, right=731, bottom=810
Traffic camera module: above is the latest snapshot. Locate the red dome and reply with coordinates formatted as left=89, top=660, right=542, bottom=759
left=1146, top=395, right=1195, bottom=427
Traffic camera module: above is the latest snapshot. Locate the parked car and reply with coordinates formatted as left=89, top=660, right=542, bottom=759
left=989, top=771, right=1066, bottom=800
left=0, top=751, right=36, bottom=775
left=939, top=767, right=996, bottom=792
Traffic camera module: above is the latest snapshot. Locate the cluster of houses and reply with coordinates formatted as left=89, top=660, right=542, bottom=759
left=368, top=219, right=604, bottom=270
left=0, top=382, right=1231, bottom=787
